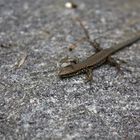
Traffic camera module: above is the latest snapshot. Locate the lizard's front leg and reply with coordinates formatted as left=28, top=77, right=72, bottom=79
left=85, top=68, right=93, bottom=82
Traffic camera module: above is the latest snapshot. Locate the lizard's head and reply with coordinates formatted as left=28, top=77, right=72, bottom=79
left=58, top=64, right=77, bottom=78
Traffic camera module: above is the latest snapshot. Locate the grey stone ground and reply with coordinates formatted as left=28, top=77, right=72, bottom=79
left=0, top=0, right=140, bottom=140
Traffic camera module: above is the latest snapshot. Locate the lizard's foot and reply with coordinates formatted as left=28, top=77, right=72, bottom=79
left=85, top=68, right=93, bottom=82
left=108, top=56, right=132, bottom=75
left=107, top=56, right=123, bottom=75
left=89, top=40, right=101, bottom=52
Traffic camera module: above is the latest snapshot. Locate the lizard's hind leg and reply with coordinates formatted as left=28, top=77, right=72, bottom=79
left=85, top=68, right=93, bottom=82
left=107, top=56, right=124, bottom=74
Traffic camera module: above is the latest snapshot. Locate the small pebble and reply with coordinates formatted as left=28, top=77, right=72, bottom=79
left=65, top=2, right=77, bottom=9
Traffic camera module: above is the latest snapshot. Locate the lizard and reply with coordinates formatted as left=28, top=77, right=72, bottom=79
left=58, top=31, right=140, bottom=78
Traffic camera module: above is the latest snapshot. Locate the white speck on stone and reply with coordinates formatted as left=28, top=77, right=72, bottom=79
left=50, top=97, right=57, bottom=103
left=87, top=105, right=97, bottom=114
left=101, top=17, right=106, bottom=24
left=30, top=98, right=39, bottom=105
left=66, top=87, right=77, bottom=93
left=95, top=10, right=101, bottom=14
left=73, top=79, right=83, bottom=84
left=38, top=62, right=46, bottom=67
left=65, top=2, right=73, bottom=9
left=23, top=123, right=30, bottom=131
left=115, top=29, right=123, bottom=36
left=47, top=108, right=54, bottom=114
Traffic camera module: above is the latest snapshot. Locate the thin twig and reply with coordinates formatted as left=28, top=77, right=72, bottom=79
left=15, top=52, right=27, bottom=69
left=68, top=36, right=87, bottom=51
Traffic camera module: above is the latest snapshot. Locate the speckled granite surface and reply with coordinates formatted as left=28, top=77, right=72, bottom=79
left=0, top=0, right=140, bottom=140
